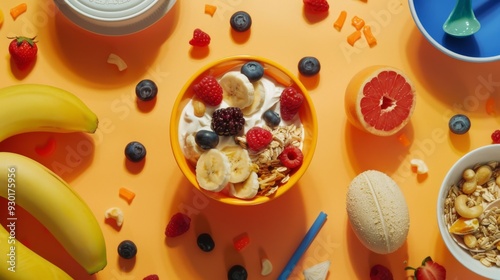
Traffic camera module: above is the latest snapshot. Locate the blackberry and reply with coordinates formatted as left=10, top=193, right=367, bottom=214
left=211, top=107, right=245, bottom=136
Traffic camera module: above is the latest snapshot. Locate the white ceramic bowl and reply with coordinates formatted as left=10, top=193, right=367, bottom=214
left=437, top=145, right=500, bottom=278
left=409, top=0, right=500, bottom=62
left=54, top=0, right=176, bottom=36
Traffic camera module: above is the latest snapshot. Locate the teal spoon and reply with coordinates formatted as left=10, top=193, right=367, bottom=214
left=443, top=0, right=481, bottom=37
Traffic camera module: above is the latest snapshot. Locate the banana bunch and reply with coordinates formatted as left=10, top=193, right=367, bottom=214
left=0, top=84, right=106, bottom=278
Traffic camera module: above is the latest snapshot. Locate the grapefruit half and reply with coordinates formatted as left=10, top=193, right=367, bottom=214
left=345, top=65, right=416, bottom=136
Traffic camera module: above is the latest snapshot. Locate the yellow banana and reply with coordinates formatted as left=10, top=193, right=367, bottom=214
left=0, top=84, right=98, bottom=142
left=0, top=152, right=106, bottom=274
left=0, top=226, right=72, bottom=279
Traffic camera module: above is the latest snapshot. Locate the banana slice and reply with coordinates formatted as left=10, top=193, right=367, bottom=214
left=222, top=145, right=252, bottom=183
left=220, top=71, right=255, bottom=109
left=184, top=133, right=204, bottom=164
left=196, top=149, right=231, bottom=192
left=241, top=80, right=265, bottom=116
left=229, top=172, right=259, bottom=199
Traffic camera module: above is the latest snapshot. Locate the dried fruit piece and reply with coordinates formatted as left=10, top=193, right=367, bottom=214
left=351, top=16, right=365, bottom=30
left=334, top=10, right=347, bottom=31
left=363, top=25, right=377, bottom=47
left=233, top=232, right=250, bottom=251
left=119, top=187, right=136, bottom=204
left=10, top=3, right=27, bottom=20
left=347, top=30, right=362, bottom=46
left=397, top=133, right=411, bottom=147
left=165, top=212, right=191, bottom=237
left=303, top=0, right=329, bottom=13
left=204, top=4, right=217, bottom=16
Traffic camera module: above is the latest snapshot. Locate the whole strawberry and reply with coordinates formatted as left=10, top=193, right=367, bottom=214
left=370, top=264, right=393, bottom=280
left=303, top=0, right=329, bottom=13
left=165, top=212, right=191, bottom=238
left=246, top=126, right=273, bottom=152
left=9, top=36, right=38, bottom=70
left=280, top=87, right=304, bottom=121
left=189, top=28, right=211, bottom=47
left=193, top=75, right=223, bottom=106
left=405, top=256, right=446, bottom=280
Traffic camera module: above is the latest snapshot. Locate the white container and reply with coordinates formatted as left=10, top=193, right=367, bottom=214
left=54, top=0, right=176, bottom=36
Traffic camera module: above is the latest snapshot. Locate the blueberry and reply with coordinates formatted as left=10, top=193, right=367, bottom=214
left=195, top=130, right=219, bottom=150
left=241, top=61, right=264, bottom=82
left=197, top=233, right=215, bottom=252
left=135, top=79, right=158, bottom=101
left=227, top=265, right=247, bottom=280
left=449, top=114, right=471, bottom=134
left=262, top=109, right=281, bottom=127
left=230, top=11, right=252, bottom=32
left=298, top=56, right=321, bottom=76
left=117, top=240, right=137, bottom=259
left=125, top=141, right=147, bottom=162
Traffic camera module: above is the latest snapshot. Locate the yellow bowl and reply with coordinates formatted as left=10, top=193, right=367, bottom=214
left=169, top=55, right=318, bottom=205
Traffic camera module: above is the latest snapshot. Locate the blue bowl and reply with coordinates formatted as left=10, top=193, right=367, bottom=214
left=409, top=0, right=500, bottom=62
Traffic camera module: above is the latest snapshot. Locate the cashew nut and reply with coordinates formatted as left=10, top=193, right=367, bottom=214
left=475, top=165, right=492, bottom=186
left=107, top=53, right=127, bottom=71
left=464, top=234, right=477, bottom=249
left=455, top=194, right=483, bottom=219
left=105, top=207, right=124, bottom=227
left=461, top=168, right=478, bottom=194
left=410, top=159, right=428, bottom=174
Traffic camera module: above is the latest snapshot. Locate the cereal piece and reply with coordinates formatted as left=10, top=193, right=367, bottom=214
left=107, top=53, right=127, bottom=71
left=410, top=158, right=428, bottom=174
left=486, top=97, right=496, bottom=115
left=233, top=232, right=250, bottom=251
left=119, top=187, right=136, bottom=204
left=347, top=30, right=362, bottom=46
left=105, top=207, right=124, bottom=227
left=10, top=3, right=27, bottom=20
left=398, top=133, right=411, bottom=147
left=363, top=25, right=377, bottom=47
left=261, top=258, right=273, bottom=276
left=351, top=16, right=365, bottom=30
left=204, top=4, right=217, bottom=16
left=333, top=10, right=347, bottom=31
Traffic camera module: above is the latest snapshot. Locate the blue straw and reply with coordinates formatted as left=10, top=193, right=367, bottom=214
left=278, top=211, right=328, bottom=280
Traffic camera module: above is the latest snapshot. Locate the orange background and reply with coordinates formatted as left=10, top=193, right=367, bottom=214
left=1, top=0, right=500, bottom=279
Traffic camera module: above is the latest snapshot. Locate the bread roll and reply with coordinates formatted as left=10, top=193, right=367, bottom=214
left=346, top=170, right=410, bottom=254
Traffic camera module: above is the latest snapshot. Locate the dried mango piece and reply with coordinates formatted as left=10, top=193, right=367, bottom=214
left=486, top=97, right=496, bottom=115
left=347, top=30, right=362, bottom=46
left=363, top=25, right=377, bottom=47
left=351, top=16, right=365, bottom=30
left=333, top=10, right=347, bottom=31
left=119, top=187, right=136, bottom=204
left=10, top=3, right=27, bottom=20
left=204, top=4, right=217, bottom=16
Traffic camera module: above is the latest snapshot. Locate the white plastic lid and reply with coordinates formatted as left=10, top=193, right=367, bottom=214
left=54, top=0, right=176, bottom=36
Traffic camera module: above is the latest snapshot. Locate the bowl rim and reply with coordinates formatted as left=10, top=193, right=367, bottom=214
left=437, top=144, right=500, bottom=278
left=169, top=55, right=318, bottom=206
left=408, top=0, right=500, bottom=63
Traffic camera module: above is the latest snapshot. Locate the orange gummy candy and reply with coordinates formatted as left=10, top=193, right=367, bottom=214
left=119, top=187, right=136, bottom=204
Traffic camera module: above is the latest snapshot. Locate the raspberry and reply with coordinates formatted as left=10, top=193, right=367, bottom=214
left=192, top=75, right=223, bottom=106
left=280, top=87, right=304, bottom=121
left=189, top=28, right=211, bottom=47
left=370, top=264, right=393, bottom=280
left=246, top=127, right=273, bottom=151
left=492, top=130, right=500, bottom=144
left=303, top=0, right=329, bottom=13
left=143, top=275, right=159, bottom=280
left=165, top=213, right=191, bottom=238
left=211, top=107, right=245, bottom=136
left=278, top=146, right=304, bottom=169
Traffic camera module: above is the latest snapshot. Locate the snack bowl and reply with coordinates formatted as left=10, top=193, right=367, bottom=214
left=437, top=145, right=500, bottom=278
left=409, top=0, right=500, bottom=62
left=170, top=55, right=318, bottom=206
left=54, top=0, right=177, bottom=36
